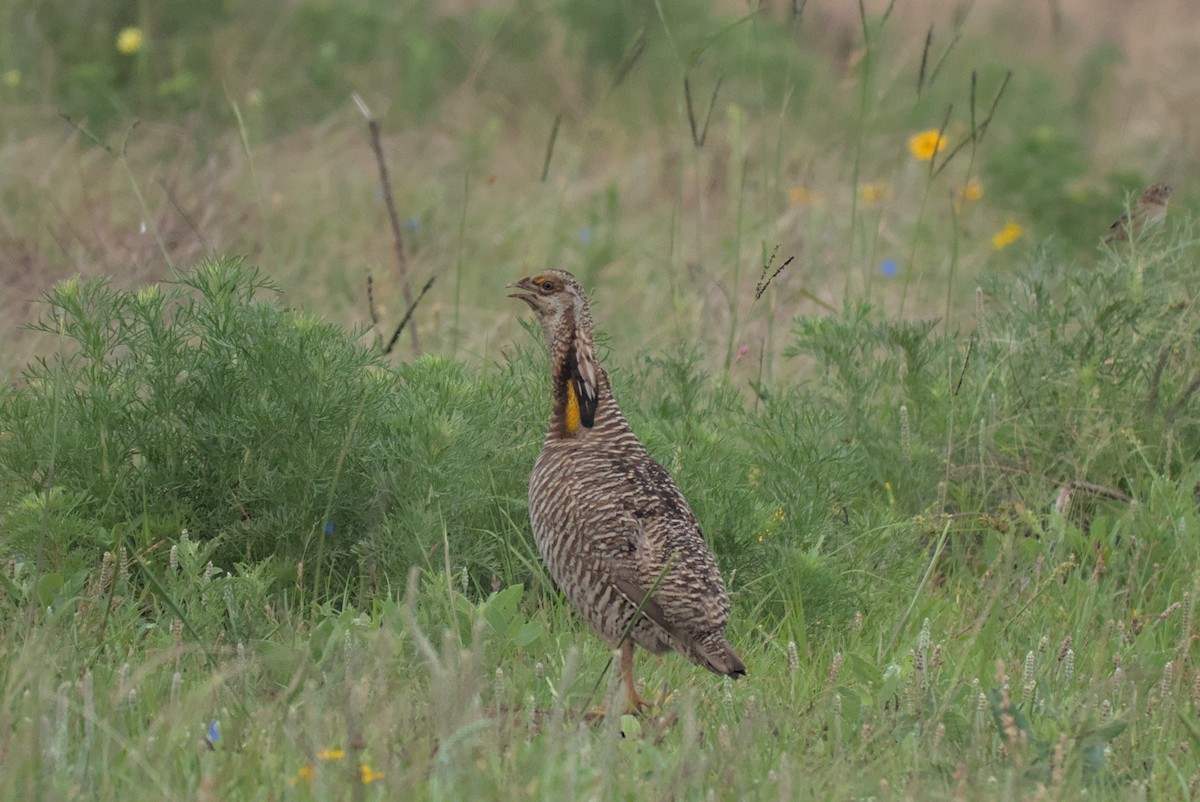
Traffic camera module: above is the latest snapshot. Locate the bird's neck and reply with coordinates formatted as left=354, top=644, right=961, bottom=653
left=547, top=312, right=607, bottom=440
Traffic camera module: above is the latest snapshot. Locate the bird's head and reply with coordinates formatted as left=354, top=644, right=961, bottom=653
left=507, top=269, right=591, bottom=342
left=1144, top=183, right=1173, bottom=205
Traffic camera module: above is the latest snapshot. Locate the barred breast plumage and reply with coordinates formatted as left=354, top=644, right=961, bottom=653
left=508, top=269, right=745, bottom=711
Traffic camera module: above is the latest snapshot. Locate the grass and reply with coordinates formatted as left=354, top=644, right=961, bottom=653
left=2, top=0, right=1199, bottom=799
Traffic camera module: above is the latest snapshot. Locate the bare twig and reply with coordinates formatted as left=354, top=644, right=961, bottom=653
left=975, top=70, right=1012, bottom=145
left=58, top=112, right=115, bottom=155
left=384, top=275, right=436, bottom=356
left=157, top=177, right=210, bottom=256
left=366, top=274, right=379, bottom=327
left=928, top=104, right=953, bottom=178
left=917, top=25, right=933, bottom=96
left=1147, top=343, right=1173, bottom=412
left=353, top=93, right=419, bottom=352
left=754, top=245, right=795, bottom=300
left=953, top=335, right=975, bottom=396
left=684, top=76, right=723, bottom=148
left=60, top=114, right=177, bottom=272
left=969, top=70, right=978, bottom=142
left=932, top=70, right=1011, bottom=179
left=612, top=32, right=648, bottom=88
left=924, top=30, right=962, bottom=89
left=541, top=114, right=562, bottom=183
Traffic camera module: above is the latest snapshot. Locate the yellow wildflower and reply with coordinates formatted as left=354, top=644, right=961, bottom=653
left=962, top=178, right=983, bottom=201
left=317, top=748, right=345, bottom=761
left=788, top=186, right=815, bottom=206
left=288, top=765, right=315, bottom=786
left=116, top=27, right=144, bottom=55
left=908, top=129, right=946, bottom=161
left=861, top=183, right=888, bottom=202
left=991, top=221, right=1023, bottom=250
left=756, top=508, right=785, bottom=543
left=360, top=764, right=385, bottom=784
left=2, top=69, right=19, bottom=88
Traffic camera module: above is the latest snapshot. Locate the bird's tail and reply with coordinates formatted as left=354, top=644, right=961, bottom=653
left=693, top=635, right=747, bottom=677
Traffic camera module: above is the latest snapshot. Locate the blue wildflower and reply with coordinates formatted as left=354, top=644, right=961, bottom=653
left=881, top=259, right=898, bottom=277
left=325, top=521, right=334, bottom=537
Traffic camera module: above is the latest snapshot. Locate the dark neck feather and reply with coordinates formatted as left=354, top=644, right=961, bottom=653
left=547, top=310, right=578, bottom=438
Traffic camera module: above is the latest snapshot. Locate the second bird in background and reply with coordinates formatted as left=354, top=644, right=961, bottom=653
left=1104, top=183, right=1172, bottom=244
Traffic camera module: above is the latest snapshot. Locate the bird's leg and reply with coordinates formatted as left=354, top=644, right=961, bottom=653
left=621, top=641, right=651, bottom=714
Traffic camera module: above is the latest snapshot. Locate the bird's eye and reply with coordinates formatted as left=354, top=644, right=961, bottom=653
left=540, top=280, right=556, bottom=291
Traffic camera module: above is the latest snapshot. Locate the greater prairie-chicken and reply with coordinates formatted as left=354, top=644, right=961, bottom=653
left=508, top=269, right=745, bottom=712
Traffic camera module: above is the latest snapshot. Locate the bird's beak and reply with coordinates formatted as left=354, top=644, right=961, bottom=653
left=507, top=277, right=536, bottom=303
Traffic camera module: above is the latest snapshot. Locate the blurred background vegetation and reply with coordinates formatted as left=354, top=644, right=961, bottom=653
left=1, top=0, right=1191, bottom=377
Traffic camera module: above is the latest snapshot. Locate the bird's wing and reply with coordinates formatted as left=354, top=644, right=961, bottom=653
left=611, top=458, right=731, bottom=629
left=610, top=573, right=700, bottom=653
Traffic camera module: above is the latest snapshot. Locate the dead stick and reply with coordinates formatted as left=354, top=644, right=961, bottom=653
left=541, top=114, right=562, bottom=183
left=385, top=275, right=436, bottom=355
left=353, top=93, right=419, bottom=352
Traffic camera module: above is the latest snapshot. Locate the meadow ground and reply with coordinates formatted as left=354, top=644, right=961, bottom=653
left=2, top=1, right=1200, bottom=799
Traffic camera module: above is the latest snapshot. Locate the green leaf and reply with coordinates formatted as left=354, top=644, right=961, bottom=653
left=482, top=584, right=524, bottom=635
left=36, top=573, right=64, bottom=606
left=513, top=620, right=544, bottom=649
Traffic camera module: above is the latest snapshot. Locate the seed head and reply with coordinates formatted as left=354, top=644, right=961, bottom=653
left=1160, top=661, right=1175, bottom=700
left=1061, top=648, right=1075, bottom=683
left=918, top=619, right=931, bottom=652
left=99, top=551, right=116, bottom=591
left=1056, top=636, right=1072, bottom=663
left=1022, top=650, right=1036, bottom=700
left=827, top=652, right=843, bottom=689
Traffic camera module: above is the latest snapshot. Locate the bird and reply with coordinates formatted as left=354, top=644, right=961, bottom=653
left=1104, top=183, right=1172, bottom=243
left=508, top=269, right=745, bottom=713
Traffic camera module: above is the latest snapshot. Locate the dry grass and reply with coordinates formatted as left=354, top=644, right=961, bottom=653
left=0, top=0, right=1191, bottom=381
